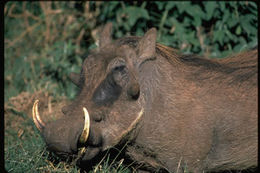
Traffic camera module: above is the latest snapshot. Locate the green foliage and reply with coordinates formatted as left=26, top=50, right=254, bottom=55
left=5, top=1, right=257, bottom=100
left=97, top=1, right=257, bottom=57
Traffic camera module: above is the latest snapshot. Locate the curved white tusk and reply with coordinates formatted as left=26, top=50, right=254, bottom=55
left=79, top=107, right=90, bottom=144
left=32, top=100, right=45, bottom=131
left=128, top=108, right=144, bottom=132
left=102, top=108, right=144, bottom=151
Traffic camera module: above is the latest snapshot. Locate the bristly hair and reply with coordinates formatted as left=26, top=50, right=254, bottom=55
left=115, top=36, right=257, bottom=86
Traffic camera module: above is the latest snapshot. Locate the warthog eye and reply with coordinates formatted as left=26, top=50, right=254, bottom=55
left=112, top=65, right=128, bottom=86
left=114, top=65, right=125, bottom=71
left=92, top=72, right=122, bottom=106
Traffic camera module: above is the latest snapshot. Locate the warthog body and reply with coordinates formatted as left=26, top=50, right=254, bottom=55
left=33, top=23, right=257, bottom=172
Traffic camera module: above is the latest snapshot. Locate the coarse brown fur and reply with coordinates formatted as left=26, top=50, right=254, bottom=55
left=34, top=23, right=257, bottom=172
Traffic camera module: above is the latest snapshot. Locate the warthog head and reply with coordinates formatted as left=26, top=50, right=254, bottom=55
left=33, top=23, right=155, bottom=162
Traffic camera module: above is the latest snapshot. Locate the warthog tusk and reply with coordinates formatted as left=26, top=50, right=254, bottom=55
left=102, top=108, right=144, bottom=151
left=79, top=107, right=90, bottom=144
left=32, top=100, right=45, bottom=131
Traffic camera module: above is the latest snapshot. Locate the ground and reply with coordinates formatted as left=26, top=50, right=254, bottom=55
left=4, top=91, right=132, bottom=172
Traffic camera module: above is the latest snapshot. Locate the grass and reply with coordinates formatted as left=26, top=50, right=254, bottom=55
left=4, top=127, right=132, bottom=173
left=4, top=92, right=135, bottom=173
left=5, top=130, right=133, bottom=172
left=5, top=110, right=52, bottom=172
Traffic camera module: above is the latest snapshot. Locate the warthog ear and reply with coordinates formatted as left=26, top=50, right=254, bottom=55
left=99, top=22, right=113, bottom=48
left=137, top=28, right=157, bottom=68
left=69, top=72, right=80, bottom=86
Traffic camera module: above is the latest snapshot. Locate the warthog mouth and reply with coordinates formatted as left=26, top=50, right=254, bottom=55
left=33, top=99, right=144, bottom=162
left=32, top=100, right=91, bottom=153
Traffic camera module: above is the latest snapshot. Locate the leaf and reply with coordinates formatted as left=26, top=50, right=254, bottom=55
left=155, top=2, right=166, bottom=11
left=224, top=27, right=237, bottom=42
left=122, top=7, right=149, bottom=27
left=218, top=2, right=226, bottom=11
left=204, top=2, right=216, bottom=20
left=240, top=14, right=257, bottom=35
left=115, top=30, right=123, bottom=38
left=248, top=37, right=257, bottom=48
left=136, top=27, right=144, bottom=36
left=227, top=13, right=238, bottom=28
left=186, top=4, right=204, bottom=18
left=165, top=2, right=176, bottom=10
left=248, top=1, right=257, bottom=8
left=235, top=26, right=241, bottom=35
left=167, top=17, right=185, bottom=33
left=160, top=34, right=173, bottom=46
left=222, top=10, right=230, bottom=23
left=213, top=30, right=225, bottom=45
left=186, top=31, right=199, bottom=46
left=193, top=16, right=201, bottom=26
left=233, top=37, right=247, bottom=52
left=176, top=2, right=191, bottom=14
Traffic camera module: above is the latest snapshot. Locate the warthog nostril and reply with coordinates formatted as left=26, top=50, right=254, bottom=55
left=127, top=82, right=140, bottom=100
left=61, top=106, right=70, bottom=115
left=93, top=114, right=102, bottom=122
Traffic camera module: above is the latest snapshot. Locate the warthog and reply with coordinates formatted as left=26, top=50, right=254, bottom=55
left=33, top=23, right=257, bottom=172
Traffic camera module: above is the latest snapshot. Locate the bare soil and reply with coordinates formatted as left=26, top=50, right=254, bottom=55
left=4, top=91, right=69, bottom=141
